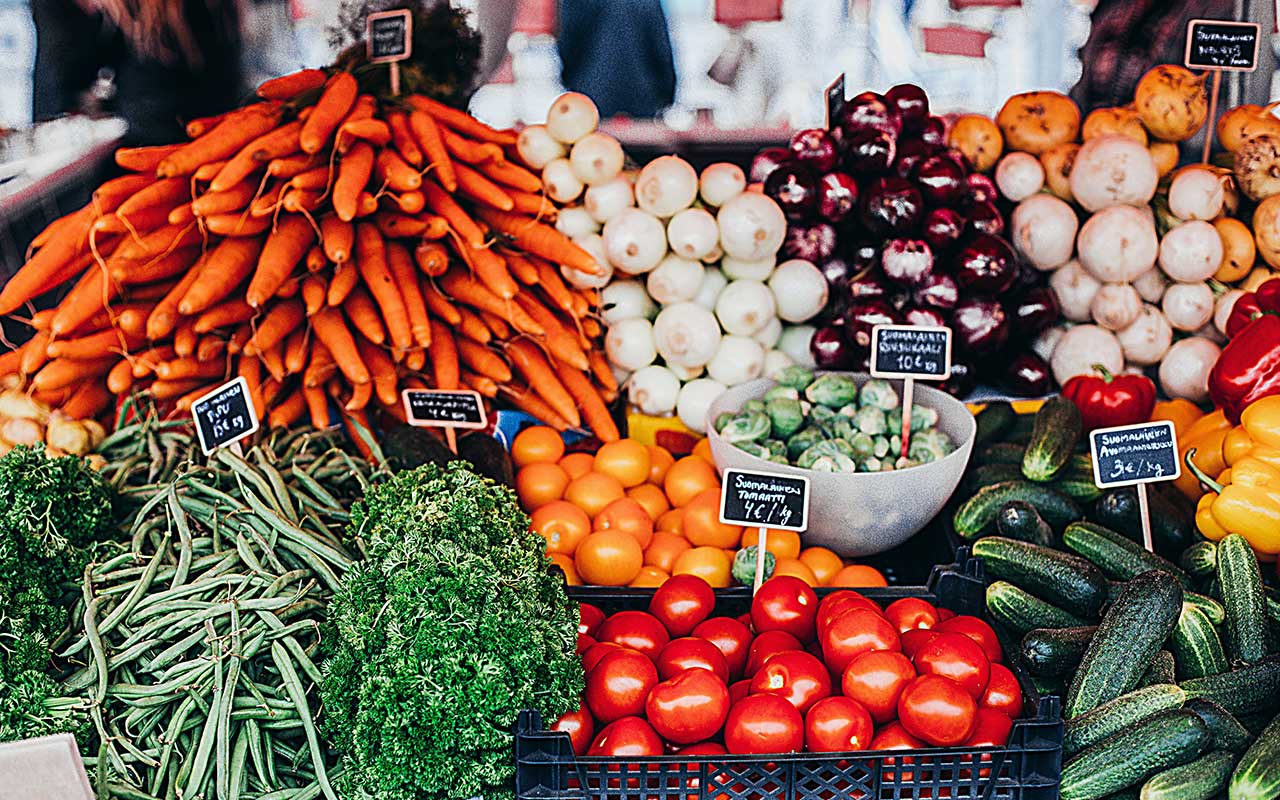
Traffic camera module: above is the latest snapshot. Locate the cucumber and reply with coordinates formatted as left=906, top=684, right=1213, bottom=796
left=1055, top=468, right=1104, bottom=503
left=1184, top=592, right=1226, bottom=626
left=1021, top=626, right=1097, bottom=677
left=986, top=581, right=1090, bottom=636
left=1141, top=650, right=1176, bottom=688
left=1184, top=698, right=1254, bottom=752
left=995, top=501, right=1056, bottom=548
left=1172, top=604, right=1229, bottom=681
left=967, top=462, right=1022, bottom=492
left=1092, top=487, right=1194, bottom=560
left=1139, top=749, right=1235, bottom=800
left=1230, top=711, right=1280, bottom=800
left=1217, top=534, right=1271, bottom=664
left=1022, top=395, right=1082, bottom=482
left=1180, top=540, right=1217, bottom=581
left=1061, top=521, right=1194, bottom=589
left=1065, top=569, right=1183, bottom=719
left=1180, top=660, right=1280, bottom=717
left=976, top=442, right=1026, bottom=466
left=974, top=401, right=1016, bottom=447
left=1063, top=683, right=1187, bottom=757
left=974, top=536, right=1109, bottom=618
left=953, top=480, right=1082, bottom=540
left=1060, top=709, right=1210, bottom=800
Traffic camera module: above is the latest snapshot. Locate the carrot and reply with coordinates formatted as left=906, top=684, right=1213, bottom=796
left=50, top=265, right=116, bottom=337
left=421, top=278, right=462, bottom=325
left=479, top=311, right=509, bottom=339
left=455, top=307, right=491, bottom=343
left=355, top=336, right=398, bottom=407
left=246, top=214, right=314, bottom=306
left=114, top=305, right=153, bottom=338
left=250, top=191, right=282, bottom=218
left=439, top=126, right=503, bottom=164
left=305, top=245, right=326, bottom=273
left=204, top=213, right=271, bottom=237
left=478, top=158, right=543, bottom=194
left=115, top=144, right=182, bottom=173
left=333, top=142, right=375, bottom=222
left=190, top=181, right=258, bottom=217
left=303, top=382, right=331, bottom=428
left=61, top=379, right=113, bottom=419
left=506, top=338, right=580, bottom=426
left=508, top=190, right=557, bottom=219
left=319, top=215, right=354, bottom=264
left=588, top=349, right=618, bottom=396
left=174, top=320, right=198, bottom=356
left=152, top=378, right=208, bottom=401
left=310, top=307, right=369, bottom=385
left=457, top=338, right=512, bottom=382
left=279, top=190, right=323, bottom=215
left=407, top=110, right=456, bottom=192
left=437, top=269, right=544, bottom=335
left=339, top=119, right=391, bottom=148
left=300, top=73, right=358, bottom=154
left=193, top=160, right=228, bottom=183
left=93, top=175, right=154, bottom=214
left=289, top=166, right=331, bottom=191
left=268, top=387, right=307, bottom=427
left=238, top=354, right=264, bottom=414
left=156, top=357, right=227, bottom=381
left=178, top=237, right=263, bottom=316
left=409, top=94, right=517, bottom=145
left=388, top=191, right=424, bottom=215
left=327, top=262, right=359, bottom=306
left=387, top=111, right=424, bottom=167
left=422, top=182, right=484, bottom=247
left=355, top=223, right=412, bottom=352
left=19, top=331, right=51, bottom=376
left=305, top=341, right=335, bottom=388
left=283, top=328, right=308, bottom=374
left=260, top=375, right=284, bottom=412
left=93, top=206, right=170, bottom=239
left=268, top=153, right=322, bottom=178
left=581, top=317, right=602, bottom=338
left=498, top=384, right=571, bottom=431
left=159, top=104, right=282, bottom=177
left=109, top=245, right=198, bottom=286
left=28, top=310, right=54, bottom=331
left=375, top=149, right=422, bottom=192
left=426, top=319, right=460, bottom=390
left=132, top=346, right=176, bottom=378
left=460, top=243, right=517, bottom=299
left=340, top=408, right=376, bottom=460
left=0, top=214, right=92, bottom=315
left=453, top=162, right=514, bottom=211
left=107, top=358, right=134, bottom=394
left=193, top=297, right=254, bottom=333
left=259, top=338, right=287, bottom=381
left=211, top=120, right=302, bottom=192
left=557, top=363, right=619, bottom=441
left=197, top=336, right=226, bottom=362
left=374, top=212, right=432, bottom=239
left=142, top=269, right=198, bottom=339
left=301, top=275, right=326, bottom=315
left=110, top=223, right=196, bottom=262
left=185, top=112, right=227, bottom=139
left=462, top=369, right=498, bottom=398
left=505, top=251, right=540, bottom=285
left=167, top=203, right=196, bottom=226
left=386, top=242, right=432, bottom=348
left=30, top=387, right=73, bottom=408
left=475, top=208, right=600, bottom=275
left=31, top=356, right=115, bottom=392
left=514, top=292, right=589, bottom=370
left=414, top=241, right=450, bottom=276
left=240, top=301, right=303, bottom=359
left=257, top=68, right=327, bottom=100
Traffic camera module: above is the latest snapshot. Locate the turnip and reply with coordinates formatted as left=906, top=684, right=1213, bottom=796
left=628, top=365, right=681, bottom=415
left=777, top=325, right=816, bottom=367
left=516, top=124, right=565, bottom=170
left=995, top=152, right=1045, bottom=202
left=1115, top=304, right=1173, bottom=365
left=565, top=233, right=613, bottom=289
left=545, top=92, right=599, bottom=144
left=668, top=362, right=705, bottom=381
left=753, top=316, right=783, bottom=349
left=1158, top=336, right=1220, bottom=403
left=1049, top=259, right=1102, bottom=322
left=716, top=279, right=776, bottom=336
left=569, top=132, right=624, bottom=186
left=646, top=255, right=704, bottom=305
left=1234, top=133, right=1280, bottom=201
left=542, top=158, right=584, bottom=204
left=722, top=256, right=775, bottom=281
left=693, top=268, right=728, bottom=309
left=769, top=259, right=828, bottom=322
left=1215, top=289, right=1245, bottom=336
left=1090, top=283, right=1142, bottom=331
left=605, top=317, right=657, bottom=371
left=701, top=244, right=724, bottom=264
left=584, top=176, right=634, bottom=223
left=764, top=349, right=796, bottom=376
left=706, top=336, right=766, bottom=386
left=1133, top=269, right=1169, bottom=304
left=1135, top=65, right=1207, bottom=143
left=1077, top=205, right=1158, bottom=282
left=1168, top=166, right=1225, bottom=220
left=1253, top=195, right=1280, bottom=268
left=653, top=302, right=722, bottom=368
left=1082, top=106, right=1148, bottom=145
left=602, top=208, right=667, bottom=273
left=949, top=114, right=1004, bottom=173
left=718, top=192, right=787, bottom=261
left=1011, top=193, right=1077, bottom=270
left=1069, top=135, right=1159, bottom=212
left=1050, top=324, right=1123, bottom=384
left=677, top=378, right=729, bottom=433
left=635, top=156, right=699, bottom=217
left=1158, top=220, right=1223, bottom=282
left=600, top=280, right=657, bottom=324
left=1218, top=104, right=1280, bottom=153
left=1033, top=325, right=1066, bottom=362
left=1161, top=281, right=1215, bottom=332
left=700, top=162, right=747, bottom=207
left=666, top=208, right=719, bottom=261
left=555, top=207, right=599, bottom=239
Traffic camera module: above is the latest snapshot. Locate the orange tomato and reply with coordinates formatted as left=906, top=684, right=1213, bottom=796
left=594, top=440, right=651, bottom=488
left=647, top=444, right=675, bottom=484
left=626, top=483, right=670, bottom=520
left=594, top=497, right=654, bottom=549
left=683, top=488, right=742, bottom=548
left=738, top=528, right=801, bottom=560
left=564, top=471, right=626, bottom=517
left=559, top=452, right=595, bottom=479
left=830, top=564, right=888, bottom=588
left=549, top=553, right=580, bottom=585
left=644, top=531, right=691, bottom=573
left=664, top=456, right=719, bottom=507
left=655, top=506, right=685, bottom=534
left=515, top=462, right=569, bottom=510
left=799, top=547, right=844, bottom=586
left=512, top=425, right=565, bottom=467
left=672, top=546, right=732, bottom=588
left=575, top=529, right=643, bottom=586
left=530, top=501, right=591, bottom=556
left=773, top=557, right=818, bottom=586
left=629, top=566, right=669, bottom=587
left=692, top=438, right=714, bottom=463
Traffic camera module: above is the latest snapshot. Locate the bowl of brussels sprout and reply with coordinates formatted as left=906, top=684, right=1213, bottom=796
left=705, top=368, right=975, bottom=556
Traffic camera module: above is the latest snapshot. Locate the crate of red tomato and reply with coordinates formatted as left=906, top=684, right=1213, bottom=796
left=516, top=551, right=1062, bottom=799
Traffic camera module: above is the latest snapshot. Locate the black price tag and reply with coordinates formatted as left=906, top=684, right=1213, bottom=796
left=719, top=469, right=810, bottom=532
left=402, top=389, right=487, bottom=429
left=869, top=324, right=952, bottom=381
left=1185, top=19, right=1260, bottom=72
left=1090, top=421, right=1182, bottom=489
left=192, top=377, right=259, bottom=455
left=825, top=74, right=845, bottom=130
left=367, top=9, right=413, bottom=63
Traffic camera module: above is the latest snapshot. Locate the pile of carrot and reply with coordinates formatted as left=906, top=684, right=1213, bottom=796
left=0, top=67, right=621, bottom=444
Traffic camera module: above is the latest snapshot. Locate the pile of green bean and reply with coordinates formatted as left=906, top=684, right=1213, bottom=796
left=56, top=423, right=385, bottom=800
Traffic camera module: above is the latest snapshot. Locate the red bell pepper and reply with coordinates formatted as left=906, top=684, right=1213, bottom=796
left=1061, top=364, right=1156, bottom=432
left=1226, top=277, right=1280, bottom=337
left=1209, top=313, right=1280, bottom=423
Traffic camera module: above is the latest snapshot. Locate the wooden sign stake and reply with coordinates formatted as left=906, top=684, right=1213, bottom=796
left=1136, top=483, right=1154, bottom=552
left=1089, top=421, right=1181, bottom=554
left=1184, top=19, right=1261, bottom=162
left=1203, top=69, right=1222, bottom=164
left=445, top=427, right=457, bottom=455
left=753, top=527, right=769, bottom=594
left=900, top=378, right=915, bottom=460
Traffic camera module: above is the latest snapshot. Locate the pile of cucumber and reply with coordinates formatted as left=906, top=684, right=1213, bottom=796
left=953, top=398, right=1280, bottom=800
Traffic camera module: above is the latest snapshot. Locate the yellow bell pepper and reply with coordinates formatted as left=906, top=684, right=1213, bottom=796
left=1150, top=398, right=1204, bottom=440
left=1175, top=409, right=1232, bottom=500
left=1188, top=449, right=1280, bottom=555
left=1196, top=494, right=1230, bottom=541
left=1241, top=395, right=1280, bottom=449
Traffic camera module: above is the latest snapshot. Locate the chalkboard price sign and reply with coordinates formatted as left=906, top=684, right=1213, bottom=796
left=192, top=377, right=259, bottom=455
left=825, top=74, right=845, bottom=129
left=1090, top=421, right=1181, bottom=489
left=367, top=9, right=413, bottom=63
left=1185, top=19, right=1260, bottom=72
left=719, top=469, right=810, bottom=532
left=870, top=324, right=951, bottom=381
left=402, top=389, right=487, bottom=429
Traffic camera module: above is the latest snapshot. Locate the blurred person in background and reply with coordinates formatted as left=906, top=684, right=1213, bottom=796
left=558, top=0, right=676, bottom=118
left=31, top=0, right=244, bottom=145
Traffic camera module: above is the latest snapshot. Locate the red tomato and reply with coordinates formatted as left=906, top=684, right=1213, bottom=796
left=551, top=701, right=595, bottom=755
left=899, top=628, right=941, bottom=659
left=580, top=603, right=605, bottom=637
left=678, top=742, right=726, bottom=755
left=577, top=633, right=596, bottom=654
left=884, top=597, right=941, bottom=634
left=934, top=615, right=1003, bottom=663
left=897, top=674, right=978, bottom=746
left=596, top=611, right=671, bottom=661
left=657, top=637, right=730, bottom=682
left=871, top=720, right=924, bottom=751
left=585, top=649, right=659, bottom=723
left=912, top=632, right=991, bottom=700
left=751, top=576, right=819, bottom=642
left=645, top=667, right=731, bottom=744
left=749, top=650, right=832, bottom=713
left=582, top=641, right=627, bottom=673
left=649, top=574, right=716, bottom=636
left=937, top=607, right=957, bottom=621
left=588, top=716, right=663, bottom=756
left=692, top=616, right=754, bottom=679
left=840, top=649, right=916, bottom=724
left=980, top=663, right=1022, bottom=718
left=723, top=694, right=805, bottom=755
left=819, top=607, right=901, bottom=675
left=804, top=695, right=874, bottom=752
left=965, top=708, right=1013, bottom=748
left=817, top=590, right=883, bottom=634
left=728, top=679, right=751, bottom=704
left=744, top=630, right=802, bottom=677
left=676, top=742, right=729, bottom=799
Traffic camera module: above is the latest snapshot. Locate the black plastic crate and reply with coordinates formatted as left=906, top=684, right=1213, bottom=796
left=516, top=550, right=1063, bottom=800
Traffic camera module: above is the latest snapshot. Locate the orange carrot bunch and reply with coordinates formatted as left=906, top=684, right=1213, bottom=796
left=0, top=68, right=619, bottom=441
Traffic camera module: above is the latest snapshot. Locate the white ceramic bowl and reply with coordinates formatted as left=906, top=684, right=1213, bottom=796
left=706, top=373, right=975, bottom=557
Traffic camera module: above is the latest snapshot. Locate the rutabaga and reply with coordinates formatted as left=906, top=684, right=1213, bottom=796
left=1069, top=134, right=1159, bottom=212
left=722, top=255, right=776, bottom=281
left=555, top=206, right=599, bottom=239
left=516, top=124, right=565, bottom=169
left=1011, top=193, right=1078, bottom=271
left=601, top=280, right=657, bottom=324
left=1161, top=281, right=1215, bottom=332
left=542, top=158, right=584, bottom=204
left=646, top=255, right=704, bottom=304
left=545, top=91, right=598, bottom=144
left=584, top=176, right=634, bottom=223
left=718, top=192, right=787, bottom=260
left=693, top=267, right=728, bottom=309
left=1158, top=336, right=1220, bottom=403
left=1158, top=220, right=1223, bottom=282
left=1050, top=324, right=1124, bottom=385
left=567, top=233, right=612, bottom=289
left=1115, top=304, right=1173, bottom=365
left=1050, top=260, right=1102, bottom=322
left=1168, top=165, right=1226, bottom=220
left=1090, top=282, right=1142, bottom=331
left=603, top=208, right=667, bottom=273
left=995, top=152, right=1045, bottom=202
left=706, top=336, right=766, bottom=386
left=1077, top=205, right=1158, bottom=283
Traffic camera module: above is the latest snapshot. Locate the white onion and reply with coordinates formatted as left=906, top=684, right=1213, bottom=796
left=635, top=156, right=699, bottom=217
left=1090, top=283, right=1143, bottom=331
left=693, top=267, right=728, bottom=309
left=1161, top=281, right=1215, bottom=332
left=602, top=208, right=667, bottom=273
left=600, top=280, right=657, bottom=324
left=569, top=132, right=624, bottom=186
left=605, top=317, right=657, bottom=371
left=1115, top=304, right=1173, bottom=365
left=646, top=255, right=704, bottom=305
left=718, top=193, right=787, bottom=261
left=1158, top=220, right=1224, bottom=282
left=545, top=92, right=599, bottom=144
left=753, top=317, right=783, bottom=349
left=1159, top=336, right=1220, bottom=403
left=706, top=336, right=766, bottom=386
left=700, top=162, right=747, bottom=207
left=542, top=158, right=584, bottom=204
left=995, top=152, right=1045, bottom=201
left=653, top=302, right=722, bottom=368
left=516, top=124, right=565, bottom=170
left=715, top=280, right=776, bottom=336
left=584, top=176, right=635, bottom=223
left=677, top=378, right=728, bottom=433
left=1049, top=260, right=1102, bottom=322
left=764, top=349, right=796, bottom=376
left=668, top=362, right=704, bottom=381
left=1168, top=166, right=1225, bottom=221
left=777, top=325, right=816, bottom=367
left=563, top=234, right=612, bottom=289
left=1133, top=269, right=1169, bottom=304
left=722, top=256, right=776, bottom=281
left=701, top=244, right=724, bottom=264
left=1050, top=324, right=1124, bottom=384
left=666, top=208, right=720, bottom=261
left=1069, top=134, right=1159, bottom=212
left=628, top=365, right=681, bottom=415
left=769, top=259, right=828, bottom=322
left=1011, top=194, right=1078, bottom=271
left=555, top=206, right=599, bottom=239
left=1077, top=205, right=1159, bottom=282
left=1215, top=289, right=1245, bottom=336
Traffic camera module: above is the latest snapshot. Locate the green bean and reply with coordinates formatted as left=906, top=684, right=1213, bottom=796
left=167, top=485, right=193, bottom=590
left=83, top=596, right=109, bottom=703
left=244, top=718, right=269, bottom=788
left=227, top=723, right=250, bottom=800
left=181, top=633, right=222, bottom=799
left=270, top=641, right=338, bottom=800
left=215, top=603, right=242, bottom=800
left=103, top=781, right=163, bottom=800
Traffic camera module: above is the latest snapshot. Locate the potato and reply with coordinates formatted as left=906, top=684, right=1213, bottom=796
left=1135, top=65, right=1207, bottom=142
left=1082, top=106, right=1148, bottom=145
left=1040, top=142, right=1079, bottom=201
left=996, top=91, right=1081, bottom=155
left=948, top=114, right=1003, bottom=172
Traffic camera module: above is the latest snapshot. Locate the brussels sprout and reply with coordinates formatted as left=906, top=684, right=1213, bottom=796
left=859, top=379, right=900, bottom=411
left=838, top=403, right=860, bottom=418
left=809, top=456, right=840, bottom=472
left=767, top=397, right=805, bottom=438
left=787, top=427, right=825, bottom=460
left=733, top=546, right=775, bottom=586
left=909, top=429, right=954, bottom=463
left=831, top=416, right=857, bottom=442
left=733, top=441, right=772, bottom=459
left=767, top=453, right=792, bottom=466
left=743, top=399, right=767, bottom=414
left=872, top=436, right=891, bottom=459
left=853, top=406, right=887, bottom=436
left=805, top=374, right=860, bottom=409
left=764, top=385, right=800, bottom=402
left=849, top=432, right=875, bottom=458
left=887, top=404, right=941, bottom=434
left=860, top=457, right=883, bottom=472
left=714, top=412, right=736, bottom=433
left=764, top=439, right=788, bottom=459
left=775, top=366, right=815, bottom=391
left=722, top=412, right=771, bottom=443
left=800, top=400, right=813, bottom=415
left=895, top=456, right=921, bottom=470
left=798, top=441, right=857, bottom=471
left=889, top=434, right=902, bottom=455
